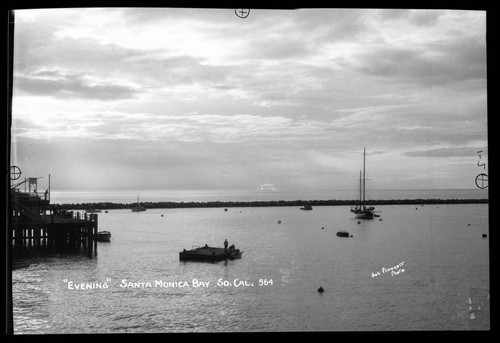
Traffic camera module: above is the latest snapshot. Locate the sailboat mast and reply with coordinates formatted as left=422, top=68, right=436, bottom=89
left=362, top=147, right=366, bottom=203
left=359, top=170, right=362, bottom=204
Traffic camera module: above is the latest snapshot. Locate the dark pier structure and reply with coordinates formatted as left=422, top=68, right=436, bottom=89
left=9, top=173, right=98, bottom=255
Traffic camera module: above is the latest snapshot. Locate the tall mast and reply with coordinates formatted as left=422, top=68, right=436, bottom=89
left=359, top=170, right=362, bottom=203
left=362, top=147, right=366, bottom=203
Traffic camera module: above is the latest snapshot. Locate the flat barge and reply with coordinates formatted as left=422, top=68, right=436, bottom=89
left=179, top=245, right=243, bottom=262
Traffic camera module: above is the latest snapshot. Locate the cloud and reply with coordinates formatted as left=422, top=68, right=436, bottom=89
left=377, top=9, right=442, bottom=26
left=10, top=8, right=488, bottom=191
left=354, top=37, right=486, bottom=87
left=14, top=70, right=138, bottom=100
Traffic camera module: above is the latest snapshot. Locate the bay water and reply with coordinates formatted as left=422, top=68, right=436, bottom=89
left=12, top=190, right=489, bottom=333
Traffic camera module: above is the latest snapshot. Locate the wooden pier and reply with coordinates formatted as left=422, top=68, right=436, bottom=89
left=10, top=183, right=99, bottom=255
left=10, top=212, right=98, bottom=254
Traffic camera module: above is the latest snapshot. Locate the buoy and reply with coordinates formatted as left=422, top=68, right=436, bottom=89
left=321, top=227, right=324, bottom=230
left=161, top=214, right=164, bottom=217
left=379, top=219, right=382, bottom=221
left=482, top=234, right=487, bottom=238
left=317, top=286, right=324, bottom=293
left=350, top=235, right=353, bottom=238
left=357, top=221, right=361, bottom=224
left=468, top=224, right=471, bottom=226
left=278, top=220, right=281, bottom=224
left=224, top=208, right=228, bottom=211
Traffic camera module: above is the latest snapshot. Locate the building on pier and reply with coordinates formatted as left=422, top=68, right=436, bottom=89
left=9, top=170, right=98, bottom=254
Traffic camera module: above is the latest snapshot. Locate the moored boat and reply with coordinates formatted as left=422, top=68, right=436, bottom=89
left=350, top=147, right=378, bottom=219
left=336, top=230, right=350, bottom=237
left=131, top=195, right=146, bottom=212
left=86, top=208, right=102, bottom=213
left=96, top=231, right=111, bottom=242
left=300, top=204, right=313, bottom=211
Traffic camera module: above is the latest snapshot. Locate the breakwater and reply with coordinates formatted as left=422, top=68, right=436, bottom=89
left=51, top=198, right=488, bottom=211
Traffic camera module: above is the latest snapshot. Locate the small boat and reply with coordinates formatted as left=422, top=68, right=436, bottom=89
left=86, top=208, right=102, bottom=213
left=336, top=230, right=350, bottom=237
left=300, top=204, right=313, bottom=211
left=179, top=244, right=243, bottom=262
left=96, top=231, right=111, bottom=242
left=131, top=195, right=146, bottom=212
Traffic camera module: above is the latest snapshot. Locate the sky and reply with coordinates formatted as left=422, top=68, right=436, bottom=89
left=10, top=8, right=488, bottom=193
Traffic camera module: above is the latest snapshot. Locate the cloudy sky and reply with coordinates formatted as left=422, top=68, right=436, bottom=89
left=10, top=8, right=487, bottom=192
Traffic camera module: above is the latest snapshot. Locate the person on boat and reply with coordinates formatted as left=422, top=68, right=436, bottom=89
left=229, top=244, right=235, bottom=252
left=224, top=239, right=228, bottom=252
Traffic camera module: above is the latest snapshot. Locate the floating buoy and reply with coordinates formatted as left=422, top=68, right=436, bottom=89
left=321, top=227, right=324, bottom=230
left=105, top=210, right=108, bottom=213
left=379, top=219, right=382, bottom=221
left=224, top=208, right=228, bottom=212
left=161, top=214, right=164, bottom=217
left=468, top=224, right=471, bottom=226
left=482, top=234, right=487, bottom=238
left=350, top=235, right=353, bottom=238
left=278, top=220, right=282, bottom=224
left=357, top=221, right=361, bottom=224
left=317, top=286, right=324, bottom=293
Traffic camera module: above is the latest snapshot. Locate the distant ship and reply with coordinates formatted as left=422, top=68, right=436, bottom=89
left=350, top=147, right=377, bottom=219
left=131, top=195, right=147, bottom=212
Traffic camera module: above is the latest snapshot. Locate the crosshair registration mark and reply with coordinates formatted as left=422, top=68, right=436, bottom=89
left=475, top=173, right=488, bottom=189
left=10, top=165, right=21, bottom=180
left=235, top=9, right=250, bottom=18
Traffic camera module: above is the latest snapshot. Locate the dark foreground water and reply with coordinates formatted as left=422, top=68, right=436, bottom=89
left=12, top=203, right=489, bottom=333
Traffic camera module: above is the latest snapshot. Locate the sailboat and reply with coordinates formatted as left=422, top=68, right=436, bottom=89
left=350, top=147, right=376, bottom=219
left=131, top=195, right=147, bottom=212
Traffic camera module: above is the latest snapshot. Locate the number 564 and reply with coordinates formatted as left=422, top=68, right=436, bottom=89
left=259, top=279, right=273, bottom=286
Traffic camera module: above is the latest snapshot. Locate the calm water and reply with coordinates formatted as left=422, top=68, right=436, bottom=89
left=12, top=203, right=489, bottom=333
